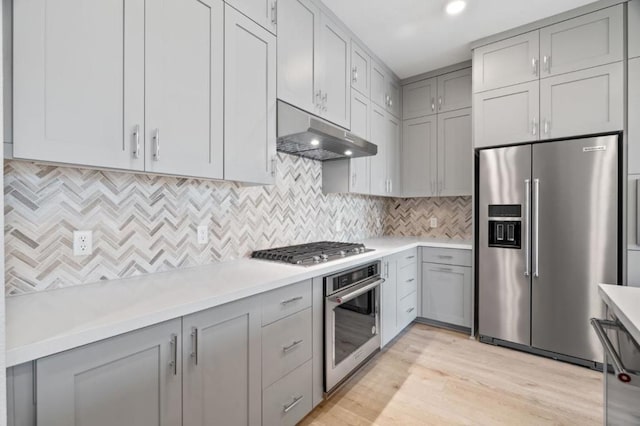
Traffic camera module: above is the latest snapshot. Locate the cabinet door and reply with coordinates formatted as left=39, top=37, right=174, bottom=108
left=13, top=0, right=145, bottom=171
left=350, top=90, right=371, bottom=194
left=438, top=108, right=472, bottom=197
left=36, top=320, right=182, bottom=426
left=370, top=105, right=388, bottom=196
left=319, top=14, right=350, bottom=128
left=380, top=259, right=398, bottom=347
left=387, top=78, right=402, bottom=118
left=183, top=297, right=261, bottom=426
left=628, top=176, right=640, bottom=252
left=225, top=6, right=277, bottom=184
left=351, top=41, right=370, bottom=97
left=387, top=113, right=402, bottom=196
left=630, top=0, right=640, bottom=60
left=540, top=6, right=623, bottom=77
left=540, top=62, right=623, bottom=140
left=473, top=81, right=539, bottom=148
left=277, top=0, right=321, bottom=115
left=225, top=0, right=277, bottom=34
left=437, top=68, right=472, bottom=113
left=472, top=30, right=539, bottom=93
left=630, top=250, right=640, bottom=287
left=146, top=0, right=224, bottom=179
left=422, top=263, right=471, bottom=328
left=629, top=58, right=640, bottom=175
left=402, top=116, right=437, bottom=197
left=403, top=78, right=437, bottom=119
left=370, top=60, right=387, bottom=109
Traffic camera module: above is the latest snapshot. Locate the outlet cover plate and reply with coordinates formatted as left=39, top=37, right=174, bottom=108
left=73, top=230, right=93, bottom=256
left=430, top=217, right=438, bottom=228
left=197, top=225, right=209, bottom=244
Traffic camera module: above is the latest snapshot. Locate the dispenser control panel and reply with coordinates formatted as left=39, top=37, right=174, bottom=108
left=488, top=205, right=521, bottom=249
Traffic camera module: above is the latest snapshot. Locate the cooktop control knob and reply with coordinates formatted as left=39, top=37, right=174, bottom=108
left=312, top=255, right=321, bottom=263
left=320, top=254, right=329, bottom=261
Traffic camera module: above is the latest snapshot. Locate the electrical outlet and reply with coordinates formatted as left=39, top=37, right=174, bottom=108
left=73, top=230, right=93, bottom=256
left=335, top=219, right=343, bottom=232
left=197, top=225, right=209, bottom=245
left=430, top=217, right=438, bottom=228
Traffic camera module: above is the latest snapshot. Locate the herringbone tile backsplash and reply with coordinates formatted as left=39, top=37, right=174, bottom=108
left=4, top=155, right=471, bottom=295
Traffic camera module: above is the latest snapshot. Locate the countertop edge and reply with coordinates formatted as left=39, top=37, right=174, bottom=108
left=6, top=239, right=472, bottom=367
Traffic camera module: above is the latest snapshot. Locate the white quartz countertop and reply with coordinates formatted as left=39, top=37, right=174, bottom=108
left=6, top=237, right=471, bottom=367
left=599, top=284, right=640, bottom=345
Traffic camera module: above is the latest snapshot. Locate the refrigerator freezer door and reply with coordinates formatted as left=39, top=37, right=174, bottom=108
left=531, top=135, right=619, bottom=362
left=478, top=145, right=532, bottom=345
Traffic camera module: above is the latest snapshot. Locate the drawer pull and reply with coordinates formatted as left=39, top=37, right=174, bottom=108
left=406, top=278, right=415, bottom=283
left=281, top=296, right=303, bottom=305
left=169, top=334, right=178, bottom=376
left=406, top=255, right=416, bottom=260
left=283, top=395, right=304, bottom=413
left=283, top=339, right=303, bottom=353
left=438, top=255, right=453, bottom=259
left=406, top=307, right=415, bottom=313
left=437, top=267, right=453, bottom=272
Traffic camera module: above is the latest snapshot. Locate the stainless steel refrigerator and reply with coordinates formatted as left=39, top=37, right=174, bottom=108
left=477, top=134, right=621, bottom=365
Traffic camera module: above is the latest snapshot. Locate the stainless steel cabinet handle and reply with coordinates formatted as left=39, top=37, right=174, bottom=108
left=351, top=172, right=357, bottom=188
left=590, top=319, right=639, bottom=386
left=283, top=395, right=304, bottom=413
left=406, top=307, right=415, bottom=313
left=524, top=179, right=531, bottom=276
left=531, top=57, right=538, bottom=76
left=132, top=125, right=141, bottom=159
left=438, top=97, right=442, bottom=110
left=543, top=55, right=550, bottom=72
left=531, top=118, right=537, bottom=136
left=389, top=179, right=393, bottom=193
left=191, top=327, right=199, bottom=365
left=322, top=92, right=328, bottom=112
left=431, top=98, right=435, bottom=112
left=169, top=334, right=178, bottom=375
left=352, top=66, right=358, bottom=83
left=389, top=98, right=393, bottom=108
left=406, top=255, right=415, bottom=260
left=153, top=128, right=160, bottom=161
left=385, top=261, right=389, bottom=278
left=281, top=296, right=303, bottom=305
left=438, top=255, right=453, bottom=259
left=437, top=267, right=453, bottom=272
left=533, top=178, right=540, bottom=278
left=283, top=339, right=303, bottom=353
left=271, top=155, right=277, bottom=177
left=543, top=119, right=549, bottom=136
left=406, top=278, right=415, bottom=283
left=315, top=90, right=322, bottom=108
left=271, top=1, right=277, bottom=25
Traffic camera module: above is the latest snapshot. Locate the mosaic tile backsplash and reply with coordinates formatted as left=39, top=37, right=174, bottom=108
left=4, top=155, right=472, bottom=295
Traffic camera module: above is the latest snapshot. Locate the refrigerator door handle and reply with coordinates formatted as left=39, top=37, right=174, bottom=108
left=524, top=179, right=531, bottom=276
left=533, top=178, right=540, bottom=278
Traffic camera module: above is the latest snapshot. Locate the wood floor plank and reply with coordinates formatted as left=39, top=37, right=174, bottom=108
left=302, top=323, right=602, bottom=426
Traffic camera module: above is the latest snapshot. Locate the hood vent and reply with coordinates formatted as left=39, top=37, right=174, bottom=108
left=276, top=101, right=377, bottom=161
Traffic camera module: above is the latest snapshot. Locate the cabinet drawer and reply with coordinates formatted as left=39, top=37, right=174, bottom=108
left=397, top=265, right=418, bottom=300
left=263, top=360, right=313, bottom=426
left=397, top=292, right=418, bottom=331
left=261, top=280, right=312, bottom=326
left=422, top=247, right=471, bottom=266
left=262, top=308, right=312, bottom=388
left=398, top=249, right=418, bottom=269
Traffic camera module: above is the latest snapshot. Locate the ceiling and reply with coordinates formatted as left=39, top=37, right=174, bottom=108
left=322, top=0, right=599, bottom=79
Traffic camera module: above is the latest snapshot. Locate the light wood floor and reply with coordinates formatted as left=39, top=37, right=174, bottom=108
left=302, top=323, right=602, bottom=426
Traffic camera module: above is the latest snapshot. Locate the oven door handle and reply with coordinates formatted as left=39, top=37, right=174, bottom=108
left=590, top=318, right=640, bottom=387
left=331, top=278, right=385, bottom=305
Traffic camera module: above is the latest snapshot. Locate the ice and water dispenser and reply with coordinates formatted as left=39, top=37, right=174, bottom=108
left=488, top=205, right=521, bottom=249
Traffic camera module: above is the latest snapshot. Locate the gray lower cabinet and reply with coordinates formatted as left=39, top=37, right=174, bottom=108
left=36, top=319, right=182, bottom=426
left=380, top=249, right=418, bottom=347
left=421, top=263, right=472, bottom=328
left=539, top=62, right=623, bottom=140
left=630, top=250, right=640, bottom=287
left=262, top=360, right=313, bottom=426
left=473, top=81, right=539, bottom=147
left=629, top=58, right=640, bottom=175
left=183, top=296, right=262, bottom=426
left=631, top=0, right=640, bottom=60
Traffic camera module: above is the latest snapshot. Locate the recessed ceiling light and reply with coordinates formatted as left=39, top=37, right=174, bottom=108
left=446, top=0, right=466, bottom=15
left=311, top=139, right=320, bottom=146
left=344, top=150, right=353, bottom=156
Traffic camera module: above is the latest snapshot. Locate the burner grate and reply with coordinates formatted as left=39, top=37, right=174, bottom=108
left=252, top=241, right=368, bottom=265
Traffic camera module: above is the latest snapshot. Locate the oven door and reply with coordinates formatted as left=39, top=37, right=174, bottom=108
left=325, top=276, right=383, bottom=393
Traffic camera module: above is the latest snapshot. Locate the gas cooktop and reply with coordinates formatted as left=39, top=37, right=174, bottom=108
left=251, top=241, right=373, bottom=266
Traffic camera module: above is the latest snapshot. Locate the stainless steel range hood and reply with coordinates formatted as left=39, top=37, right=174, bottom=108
left=277, top=101, right=377, bottom=161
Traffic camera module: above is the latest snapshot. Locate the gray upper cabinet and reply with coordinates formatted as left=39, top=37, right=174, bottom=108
left=473, top=81, right=540, bottom=147
left=422, top=263, right=472, bottom=328
left=437, top=68, right=472, bottom=113
left=539, top=62, right=623, bottom=140
left=351, top=41, right=370, bottom=97
left=13, top=0, right=145, bottom=171
left=224, top=5, right=277, bottom=185
left=349, top=90, right=371, bottom=194
left=473, top=30, right=539, bottom=93
left=183, top=297, right=262, bottom=426
left=225, top=0, right=277, bottom=34
left=387, top=78, right=402, bottom=118
left=539, top=6, right=623, bottom=77
left=369, top=104, right=388, bottom=196
left=630, top=58, right=640, bottom=175
left=319, top=14, right=351, bottom=129
left=145, top=0, right=224, bottom=179
left=371, top=60, right=388, bottom=109
left=403, top=78, right=438, bottom=119
left=437, top=108, right=472, bottom=197
left=277, top=0, right=320, bottom=115
left=387, top=113, right=402, bottom=196
left=630, top=0, right=640, bottom=59
left=402, top=116, right=437, bottom=197
left=36, top=319, right=182, bottom=426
